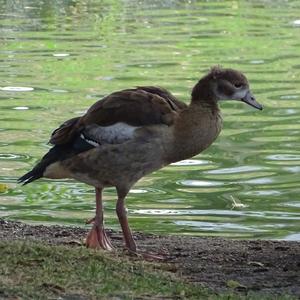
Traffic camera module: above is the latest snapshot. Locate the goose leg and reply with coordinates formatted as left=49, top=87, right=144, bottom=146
left=116, top=192, right=137, bottom=252
left=116, top=187, right=165, bottom=260
left=86, top=187, right=113, bottom=250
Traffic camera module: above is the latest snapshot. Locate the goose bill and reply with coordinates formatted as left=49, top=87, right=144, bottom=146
left=241, top=91, right=263, bottom=110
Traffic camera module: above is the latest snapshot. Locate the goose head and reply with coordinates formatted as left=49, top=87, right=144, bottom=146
left=192, top=66, right=263, bottom=110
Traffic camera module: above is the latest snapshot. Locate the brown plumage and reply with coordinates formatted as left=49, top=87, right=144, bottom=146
left=19, top=66, right=262, bottom=258
left=50, top=86, right=187, bottom=145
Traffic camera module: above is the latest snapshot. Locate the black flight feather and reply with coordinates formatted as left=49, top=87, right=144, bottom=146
left=18, top=134, right=96, bottom=185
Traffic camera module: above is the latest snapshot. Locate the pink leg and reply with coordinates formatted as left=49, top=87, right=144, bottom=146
left=86, top=187, right=113, bottom=250
left=116, top=188, right=165, bottom=261
left=116, top=196, right=137, bottom=252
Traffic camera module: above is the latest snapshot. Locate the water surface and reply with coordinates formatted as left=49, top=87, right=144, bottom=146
left=0, top=0, right=300, bottom=240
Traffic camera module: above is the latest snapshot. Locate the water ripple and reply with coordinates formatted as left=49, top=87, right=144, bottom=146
left=0, top=0, right=300, bottom=240
left=0, top=86, right=34, bottom=92
left=171, top=159, right=211, bottom=166
left=178, top=180, right=226, bottom=187
left=206, top=165, right=263, bottom=174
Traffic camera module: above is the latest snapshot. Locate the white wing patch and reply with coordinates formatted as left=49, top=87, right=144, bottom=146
left=80, top=134, right=100, bottom=147
left=82, top=122, right=138, bottom=146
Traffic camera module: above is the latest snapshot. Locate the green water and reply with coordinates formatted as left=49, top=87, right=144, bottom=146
left=0, top=0, right=300, bottom=240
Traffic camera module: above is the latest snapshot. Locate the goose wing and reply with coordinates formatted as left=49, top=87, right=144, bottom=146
left=18, top=87, right=187, bottom=185
left=50, top=87, right=187, bottom=146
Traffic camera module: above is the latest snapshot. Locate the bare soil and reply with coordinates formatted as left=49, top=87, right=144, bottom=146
left=1, top=218, right=299, bottom=297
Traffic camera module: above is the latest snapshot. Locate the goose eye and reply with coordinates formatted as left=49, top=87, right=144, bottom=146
left=234, top=83, right=243, bottom=88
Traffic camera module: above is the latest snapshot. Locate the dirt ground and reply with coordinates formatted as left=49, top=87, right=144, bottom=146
left=1, top=218, right=299, bottom=297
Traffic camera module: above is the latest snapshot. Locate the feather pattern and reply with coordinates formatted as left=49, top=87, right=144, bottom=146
left=49, top=86, right=186, bottom=145
left=83, top=122, right=138, bottom=145
left=19, top=86, right=185, bottom=185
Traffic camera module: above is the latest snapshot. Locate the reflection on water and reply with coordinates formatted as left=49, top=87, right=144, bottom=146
left=0, top=0, right=300, bottom=240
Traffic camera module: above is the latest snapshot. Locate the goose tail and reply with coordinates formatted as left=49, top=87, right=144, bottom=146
left=18, top=164, right=44, bottom=185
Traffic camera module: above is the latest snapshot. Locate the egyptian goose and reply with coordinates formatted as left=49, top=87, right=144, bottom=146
left=19, top=66, right=262, bottom=257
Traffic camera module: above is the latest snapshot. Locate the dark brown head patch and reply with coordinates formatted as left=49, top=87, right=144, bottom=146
left=210, top=66, right=248, bottom=87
